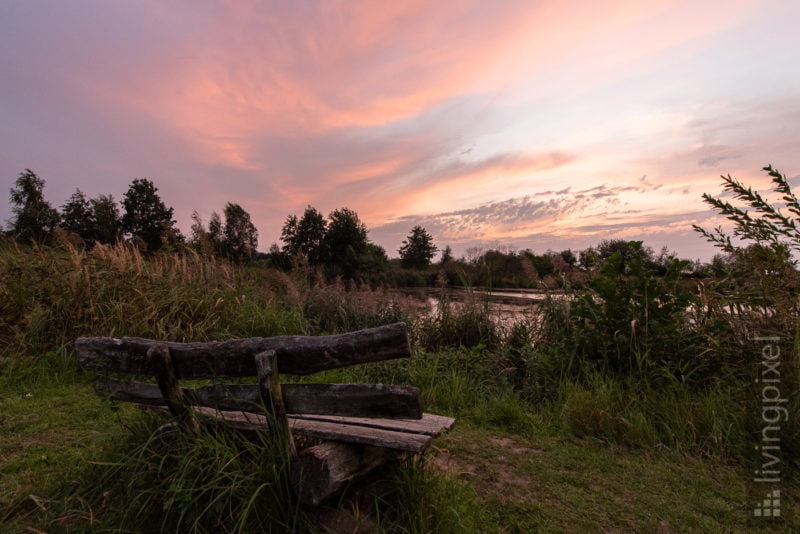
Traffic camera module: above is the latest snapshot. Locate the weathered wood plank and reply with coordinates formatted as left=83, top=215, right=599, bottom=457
left=76, top=322, right=410, bottom=379
left=290, top=443, right=392, bottom=506
left=290, top=413, right=455, bottom=436
left=148, top=344, right=199, bottom=434
left=256, top=350, right=296, bottom=457
left=283, top=383, right=422, bottom=419
left=99, top=380, right=423, bottom=418
left=190, top=407, right=435, bottom=452
left=290, top=419, right=432, bottom=452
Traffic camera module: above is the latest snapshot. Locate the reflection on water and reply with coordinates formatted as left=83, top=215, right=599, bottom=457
left=397, top=287, right=567, bottom=324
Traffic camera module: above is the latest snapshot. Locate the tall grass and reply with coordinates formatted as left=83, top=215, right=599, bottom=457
left=73, top=415, right=307, bottom=533
left=0, top=239, right=415, bottom=375
left=411, top=289, right=510, bottom=351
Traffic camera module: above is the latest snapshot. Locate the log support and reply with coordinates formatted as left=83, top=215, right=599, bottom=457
left=147, top=344, right=199, bottom=435
left=290, top=442, right=393, bottom=506
left=255, top=350, right=297, bottom=457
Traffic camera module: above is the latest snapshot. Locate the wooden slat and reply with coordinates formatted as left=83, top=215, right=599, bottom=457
left=76, top=322, right=410, bottom=379
left=290, top=419, right=432, bottom=452
left=99, top=380, right=422, bottom=418
left=283, top=383, right=422, bottom=419
left=290, top=413, right=455, bottom=436
left=189, top=407, right=442, bottom=452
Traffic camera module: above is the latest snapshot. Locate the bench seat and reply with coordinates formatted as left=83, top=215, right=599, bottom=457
left=189, top=407, right=455, bottom=452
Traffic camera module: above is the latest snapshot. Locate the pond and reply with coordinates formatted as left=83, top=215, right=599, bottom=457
left=395, top=287, right=569, bottom=325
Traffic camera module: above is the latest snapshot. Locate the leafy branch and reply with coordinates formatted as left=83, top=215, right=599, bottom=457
left=693, top=165, right=800, bottom=255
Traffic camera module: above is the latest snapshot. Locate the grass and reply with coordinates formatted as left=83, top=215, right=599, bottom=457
left=436, top=423, right=786, bottom=533
left=1, top=240, right=798, bottom=532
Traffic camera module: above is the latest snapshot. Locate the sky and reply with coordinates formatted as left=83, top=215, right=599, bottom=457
left=1, top=0, right=799, bottom=261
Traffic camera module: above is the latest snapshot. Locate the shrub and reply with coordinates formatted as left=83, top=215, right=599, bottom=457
left=559, top=246, right=700, bottom=383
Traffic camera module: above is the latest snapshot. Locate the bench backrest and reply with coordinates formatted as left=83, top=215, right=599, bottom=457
left=75, top=322, right=422, bottom=421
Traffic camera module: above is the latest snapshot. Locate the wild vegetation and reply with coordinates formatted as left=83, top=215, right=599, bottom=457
left=1, top=166, right=798, bottom=531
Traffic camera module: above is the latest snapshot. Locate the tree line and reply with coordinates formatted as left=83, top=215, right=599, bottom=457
left=5, top=169, right=440, bottom=274
left=6, top=169, right=261, bottom=261
left=12, top=167, right=774, bottom=288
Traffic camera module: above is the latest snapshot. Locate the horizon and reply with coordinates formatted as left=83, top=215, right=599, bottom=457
left=2, top=1, right=799, bottom=262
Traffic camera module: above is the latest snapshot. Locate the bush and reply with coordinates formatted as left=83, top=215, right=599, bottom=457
left=559, top=247, right=700, bottom=383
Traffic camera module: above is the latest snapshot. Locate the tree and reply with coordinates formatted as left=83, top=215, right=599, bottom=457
left=560, top=249, right=577, bottom=268
left=593, top=239, right=654, bottom=274
left=399, top=225, right=437, bottom=269
left=121, top=178, right=179, bottom=251
left=221, top=202, right=258, bottom=262
left=522, top=250, right=554, bottom=278
left=265, top=242, right=292, bottom=270
left=8, top=169, right=61, bottom=244
left=91, top=195, right=122, bottom=245
left=440, top=245, right=454, bottom=264
left=60, top=191, right=122, bottom=247
left=189, top=210, right=215, bottom=256
left=281, top=206, right=327, bottom=264
left=61, top=189, right=94, bottom=243
left=323, top=207, right=368, bottom=276
left=208, top=212, right=223, bottom=254
left=578, top=247, right=599, bottom=271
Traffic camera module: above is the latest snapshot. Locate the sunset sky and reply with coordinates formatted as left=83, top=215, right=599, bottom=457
left=2, top=0, right=798, bottom=260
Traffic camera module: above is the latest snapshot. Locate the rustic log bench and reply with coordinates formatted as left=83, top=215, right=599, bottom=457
left=75, top=322, right=455, bottom=505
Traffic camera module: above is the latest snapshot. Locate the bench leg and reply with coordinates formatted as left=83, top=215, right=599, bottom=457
left=148, top=344, right=199, bottom=435
left=290, top=442, right=392, bottom=506
left=255, top=350, right=297, bottom=457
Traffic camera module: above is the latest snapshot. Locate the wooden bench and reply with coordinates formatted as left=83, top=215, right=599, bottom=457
left=75, top=322, right=455, bottom=505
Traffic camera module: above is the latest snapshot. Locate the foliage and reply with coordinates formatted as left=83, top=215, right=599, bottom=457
left=61, top=190, right=122, bottom=246
left=439, top=244, right=453, bottom=264
left=78, top=418, right=308, bottom=533
left=60, top=189, right=94, bottom=241
left=694, top=164, right=800, bottom=256
left=121, top=178, right=181, bottom=251
left=208, top=211, right=223, bottom=251
left=559, top=248, right=577, bottom=268
left=7, top=169, right=61, bottom=244
left=322, top=207, right=368, bottom=277
left=221, top=202, right=258, bottom=262
left=399, top=225, right=438, bottom=269
left=562, top=246, right=699, bottom=381
left=90, top=194, right=123, bottom=245
left=278, top=206, right=389, bottom=280
left=693, top=164, right=800, bottom=316
left=189, top=210, right=213, bottom=256
left=280, top=205, right=327, bottom=265
left=692, top=165, right=799, bottom=458
left=0, top=240, right=303, bottom=368
left=579, top=239, right=654, bottom=272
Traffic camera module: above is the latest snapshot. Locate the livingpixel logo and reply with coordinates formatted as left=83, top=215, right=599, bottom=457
left=753, top=489, right=780, bottom=518
left=752, top=336, right=785, bottom=520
